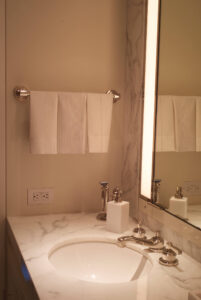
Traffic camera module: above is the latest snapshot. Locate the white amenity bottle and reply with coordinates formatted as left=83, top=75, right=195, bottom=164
left=169, top=186, right=188, bottom=219
left=106, top=187, right=129, bottom=233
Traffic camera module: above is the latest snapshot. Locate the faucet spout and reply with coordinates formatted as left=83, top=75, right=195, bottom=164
left=117, top=235, right=135, bottom=243
left=144, top=232, right=164, bottom=248
left=117, top=231, right=164, bottom=248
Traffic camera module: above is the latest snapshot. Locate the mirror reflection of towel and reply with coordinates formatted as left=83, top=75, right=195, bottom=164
left=156, top=95, right=175, bottom=152
left=173, top=96, right=196, bottom=152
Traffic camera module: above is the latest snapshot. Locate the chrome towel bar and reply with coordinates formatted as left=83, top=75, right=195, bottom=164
left=14, top=87, right=120, bottom=103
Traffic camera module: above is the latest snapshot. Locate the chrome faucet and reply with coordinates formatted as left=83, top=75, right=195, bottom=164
left=96, top=181, right=109, bottom=221
left=118, top=224, right=164, bottom=249
left=117, top=224, right=182, bottom=266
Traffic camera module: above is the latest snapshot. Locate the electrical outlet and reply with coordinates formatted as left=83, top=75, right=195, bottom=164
left=27, top=188, right=53, bottom=205
left=183, top=181, right=201, bottom=196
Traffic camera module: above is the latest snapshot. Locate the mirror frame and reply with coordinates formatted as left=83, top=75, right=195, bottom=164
left=140, top=0, right=201, bottom=231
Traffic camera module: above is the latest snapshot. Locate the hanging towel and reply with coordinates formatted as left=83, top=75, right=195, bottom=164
left=173, top=96, right=196, bottom=152
left=30, top=91, right=58, bottom=154
left=87, top=93, right=113, bottom=153
left=196, top=97, right=201, bottom=151
left=156, top=95, right=175, bottom=152
left=58, top=92, right=87, bottom=154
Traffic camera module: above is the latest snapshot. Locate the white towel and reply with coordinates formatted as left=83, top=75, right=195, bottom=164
left=196, top=97, right=201, bottom=151
left=156, top=95, right=175, bottom=152
left=30, top=91, right=58, bottom=154
left=173, top=96, right=196, bottom=152
left=58, top=92, right=87, bottom=154
left=87, top=93, right=113, bottom=153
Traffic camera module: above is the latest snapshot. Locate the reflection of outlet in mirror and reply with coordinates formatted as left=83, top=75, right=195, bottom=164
left=28, top=188, right=54, bottom=205
left=183, top=181, right=201, bottom=196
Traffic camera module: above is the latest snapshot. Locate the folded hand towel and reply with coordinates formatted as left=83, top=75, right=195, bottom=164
left=58, top=92, right=87, bottom=154
left=173, top=96, right=196, bottom=152
left=30, top=91, right=58, bottom=154
left=87, top=93, right=113, bottom=153
left=156, top=95, right=175, bottom=152
left=196, top=97, right=201, bottom=151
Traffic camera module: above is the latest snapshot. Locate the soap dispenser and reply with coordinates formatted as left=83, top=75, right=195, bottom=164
left=106, top=187, right=129, bottom=233
left=169, top=186, right=188, bottom=219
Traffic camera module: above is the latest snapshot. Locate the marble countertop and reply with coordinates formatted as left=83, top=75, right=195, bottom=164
left=8, top=213, right=201, bottom=300
left=188, top=205, right=201, bottom=228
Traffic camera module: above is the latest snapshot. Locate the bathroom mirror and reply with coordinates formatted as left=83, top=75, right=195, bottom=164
left=141, top=0, right=201, bottom=231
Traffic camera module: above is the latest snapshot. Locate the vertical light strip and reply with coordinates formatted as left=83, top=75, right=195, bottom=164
left=141, top=0, right=159, bottom=199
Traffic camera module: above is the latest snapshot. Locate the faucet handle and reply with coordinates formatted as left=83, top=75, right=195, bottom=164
left=112, top=187, right=122, bottom=202
left=166, top=241, right=182, bottom=255
left=133, top=224, right=146, bottom=239
left=136, top=218, right=144, bottom=227
left=99, top=181, right=109, bottom=188
left=154, top=231, right=163, bottom=242
left=159, top=241, right=182, bottom=266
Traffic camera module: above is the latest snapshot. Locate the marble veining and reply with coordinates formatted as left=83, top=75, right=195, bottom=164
left=188, top=205, right=201, bottom=228
left=122, top=0, right=147, bottom=219
left=8, top=213, right=201, bottom=300
left=123, top=0, right=201, bottom=268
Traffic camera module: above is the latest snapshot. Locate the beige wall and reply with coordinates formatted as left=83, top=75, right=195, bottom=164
left=158, top=0, right=201, bottom=96
left=0, top=0, right=5, bottom=297
left=6, top=0, right=127, bottom=216
left=155, top=0, right=201, bottom=208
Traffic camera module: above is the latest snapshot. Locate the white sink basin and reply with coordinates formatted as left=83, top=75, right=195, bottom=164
left=49, top=239, right=152, bottom=284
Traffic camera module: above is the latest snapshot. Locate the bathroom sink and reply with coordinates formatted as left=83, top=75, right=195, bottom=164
left=49, top=239, right=152, bottom=284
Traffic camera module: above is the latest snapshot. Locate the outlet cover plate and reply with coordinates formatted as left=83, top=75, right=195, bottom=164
left=183, top=181, right=201, bottom=196
left=27, top=188, right=54, bottom=205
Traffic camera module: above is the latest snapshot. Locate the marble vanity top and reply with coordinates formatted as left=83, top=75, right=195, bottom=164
left=8, top=213, right=201, bottom=300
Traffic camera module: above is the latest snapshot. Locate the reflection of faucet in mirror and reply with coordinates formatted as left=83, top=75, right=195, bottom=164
left=152, top=179, right=161, bottom=204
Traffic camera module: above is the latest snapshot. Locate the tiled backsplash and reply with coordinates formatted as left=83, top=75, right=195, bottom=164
left=139, top=198, right=201, bottom=263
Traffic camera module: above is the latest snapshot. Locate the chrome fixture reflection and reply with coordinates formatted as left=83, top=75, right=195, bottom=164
left=14, top=87, right=120, bottom=103
left=14, top=86, right=30, bottom=101
left=106, top=89, right=120, bottom=103
left=152, top=179, right=161, bottom=203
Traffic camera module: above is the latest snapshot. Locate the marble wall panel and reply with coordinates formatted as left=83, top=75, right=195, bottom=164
left=122, top=0, right=147, bottom=219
